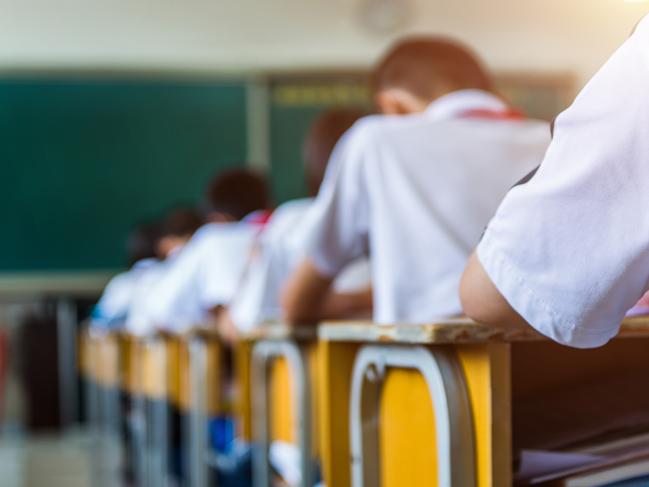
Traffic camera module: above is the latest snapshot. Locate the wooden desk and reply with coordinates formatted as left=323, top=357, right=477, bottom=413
left=317, top=317, right=649, bottom=487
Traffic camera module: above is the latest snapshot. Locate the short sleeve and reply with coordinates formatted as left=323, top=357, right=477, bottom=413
left=477, top=19, right=649, bottom=348
left=91, top=272, right=134, bottom=328
left=142, top=250, right=202, bottom=331
left=306, top=120, right=372, bottom=277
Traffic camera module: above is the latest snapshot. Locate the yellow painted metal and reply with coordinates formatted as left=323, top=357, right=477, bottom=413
left=235, top=340, right=253, bottom=440
left=380, top=368, right=437, bottom=486
left=79, top=331, right=120, bottom=388
left=270, top=356, right=295, bottom=443
left=317, top=340, right=360, bottom=487
left=120, top=334, right=142, bottom=396
left=178, top=341, right=192, bottom=412
left=306, top=343, right=320, bottom=455
left=96, top=334, right=120, bottom=388
left=205, top=339, right=222, bottom=417
left=175, top=336, right=223, bottom=416
left=141, top=339, right=167, bottom=400
left=165, top=337, right=182, bottom=409
left=457, top=343, right=512, bottom=487
left=318, top=340, right=512, bottom=487
left=265, top=342, right=321, bottom=452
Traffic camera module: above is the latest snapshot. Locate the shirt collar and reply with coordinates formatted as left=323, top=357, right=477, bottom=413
left=425, top=90, right=508, bottom=121
left=132, top=258, right=159, bottom=271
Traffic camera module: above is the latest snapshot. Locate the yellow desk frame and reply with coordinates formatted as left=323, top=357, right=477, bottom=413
left=318, top=317, right=649, bottom=487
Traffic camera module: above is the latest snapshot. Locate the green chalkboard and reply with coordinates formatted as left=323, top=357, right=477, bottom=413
left=0, top=78, right=247, bottom=272
left=268, top=74, right=370, bottom=203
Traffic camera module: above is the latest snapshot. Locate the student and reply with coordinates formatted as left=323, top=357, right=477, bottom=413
left=90, top=221, right=160, bottom=330
left=140, top=167, right=271, bottom=333
left=125, top=207, right=204, bottom=336
left=282, top=36, right=551, bottom=325
left=460, top=16, right=649, bottom=349
left=226, top=109, right=371, bottom=338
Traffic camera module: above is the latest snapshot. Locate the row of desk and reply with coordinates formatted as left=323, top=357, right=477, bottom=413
left=80, top=316, right=649, bottom=486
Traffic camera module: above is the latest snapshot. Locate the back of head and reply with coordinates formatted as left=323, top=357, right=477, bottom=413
left=126, top=221, right=161, bottom=267
left=157, top=207, right=205, bottom=258
left=303, top=108, right=367, bottom=196
left=160, top=207, right=204, bottom=239
left=373, top=36, right=493, bottom=111
left=205, top=167, right=271, bottom=221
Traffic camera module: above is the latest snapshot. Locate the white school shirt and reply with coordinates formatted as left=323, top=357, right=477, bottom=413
left=307, top=90, right=550, bottom=324
left=230, top=198, right=371, bottom=332
left=477, top=16, right=649, bottom=349
left=124, top=252, right=181, bottom=336
left=90, top=258, right=158, bottom=330
left=141, top=222, right=258, bottom=333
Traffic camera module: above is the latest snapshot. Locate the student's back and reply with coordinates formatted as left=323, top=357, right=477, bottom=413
left=147, top=221, right=260, bottom=330
left=230, top=110, right=369, bottom=332
left=142, top=168, right=271, bottom=333
left=284, top=37, right=550, bottom=325
left=125, top=207, right=204, bottom=335
left=91, top=222, right=160, bottom=330
left=314, top=94, right=548, bottom=322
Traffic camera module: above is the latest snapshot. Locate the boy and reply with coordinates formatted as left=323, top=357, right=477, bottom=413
left=91, top=221, right=160, bottom=330
left=226, top=109, right=371, bottom=337
left=140, top=168, right=271, bottom=333
left=460, top=16, right=649, bottom=349
left=283, top=36, right=550, bottom=325
left=125, top=207, right=204, bottom=335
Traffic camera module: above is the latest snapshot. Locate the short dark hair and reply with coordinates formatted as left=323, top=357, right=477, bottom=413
left=303, top=108, right=366, bottom=196
left=126, top=221, right=161, bottom=267
left=373, top=36, right=493, bottom=102
left=205, top=167, right=271, bottom=221
left=160, top=207, right=204, bottom=238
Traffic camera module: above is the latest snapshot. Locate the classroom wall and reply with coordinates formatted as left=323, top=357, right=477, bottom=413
left=1, top=0, right=647, bottom=87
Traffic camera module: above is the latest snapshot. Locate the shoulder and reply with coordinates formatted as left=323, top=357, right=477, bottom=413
left=268, top=199, right=313, bottom=227
left=494, top=118, right=551, bottom=146
left=191, top=223, right=222, bottom=241
left=336, top=115, right=385, bottom=150
left=346, top=112, right=445, bottom=146
left=190, top=223, right=256, bottom=259
left=104, top=271, right=136, bottom=293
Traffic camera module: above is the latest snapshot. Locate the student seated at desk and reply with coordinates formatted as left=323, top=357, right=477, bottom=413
left=125, top=207, right=204, bottom=336
left=460, top=15, right=649, bottom=348
left=225, top=109, right=372, bottom=339
left=140, top=168, right=271, bottom=334
left=282, top=36, right=550, bottom=325
left=91, top=221, right=161, bottom=330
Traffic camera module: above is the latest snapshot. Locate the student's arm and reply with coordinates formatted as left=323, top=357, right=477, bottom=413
left=282, top=258, right=334, bottom=324
left=460, top=252, right=530, bottom=331
left=461, top=18, right=649, bottom=348
left=283, top=262, right=373, bottom=323
left=321, top=286, right=373, bottom=320
left=283, top=120, right=372, bottom=325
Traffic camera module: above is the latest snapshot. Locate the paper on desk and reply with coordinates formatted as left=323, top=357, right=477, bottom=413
left=516, top=450, right=602, bottom=481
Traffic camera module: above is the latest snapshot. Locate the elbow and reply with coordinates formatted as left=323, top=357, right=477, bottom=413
left=459, top=252, right=507, bottom=327
left=280, top=289, right=301, bottom=324
left=280, top=281, right=315, bottom=325
left=460, top=254, right=530, bottom=331
left=459, top=267, right=492, bottom=325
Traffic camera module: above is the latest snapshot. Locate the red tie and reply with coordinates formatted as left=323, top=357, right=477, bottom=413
left=460, top=108, right=526, bottom=121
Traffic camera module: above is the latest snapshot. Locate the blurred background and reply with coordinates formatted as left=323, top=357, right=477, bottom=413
left=0, top=0, right=647, bottom=485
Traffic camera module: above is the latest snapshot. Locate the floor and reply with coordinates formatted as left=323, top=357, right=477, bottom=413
left=0, top=429, right=122, bottom=487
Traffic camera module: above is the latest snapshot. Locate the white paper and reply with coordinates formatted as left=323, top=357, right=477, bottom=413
left=516, top=449, right=602, bottom=481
